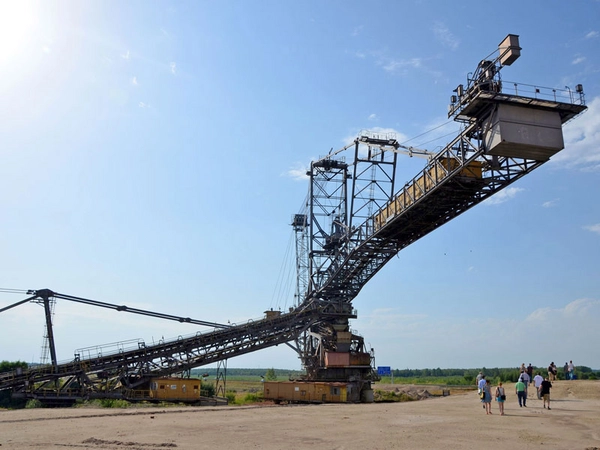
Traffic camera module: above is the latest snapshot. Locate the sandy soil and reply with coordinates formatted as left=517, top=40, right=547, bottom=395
left=1, top=380, right=599, bottom=450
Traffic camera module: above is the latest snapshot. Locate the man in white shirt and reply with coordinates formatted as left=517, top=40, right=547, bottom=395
left=568, top=361, right=575, bottom=380
left=533, top=372, right=544, bottom=399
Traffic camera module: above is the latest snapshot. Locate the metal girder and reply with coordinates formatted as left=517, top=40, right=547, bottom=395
left=301, top=83, right=586, bottom=307
left=0, top=301, right=331, bottom=395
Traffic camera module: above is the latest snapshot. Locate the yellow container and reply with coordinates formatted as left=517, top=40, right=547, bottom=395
left=149, top=377, right=201, bottom=401
left=374, top=158, right=482, bottom=231
left=263, top=381, right=348, bottom=403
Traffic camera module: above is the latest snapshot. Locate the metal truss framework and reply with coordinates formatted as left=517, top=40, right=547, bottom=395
left=301, top=91, right=586, bottom=311
left=0, top=35, right=588, bottom=401
left=0, top=295, right=346, bottom=399
left=293, top=36, right=586, bottom=374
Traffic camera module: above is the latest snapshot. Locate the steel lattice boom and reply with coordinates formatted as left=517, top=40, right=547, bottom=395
left=0, top=35, right=588, bottom=404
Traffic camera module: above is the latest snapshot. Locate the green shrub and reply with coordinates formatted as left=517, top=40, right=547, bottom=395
left=373, top=390, right=415, bottom=402
left=225, top=391, right=237, bottom=404
left=239, top=392, right=262, bottom=405
left=25, top=399, right=43, bottom=409
left=201, top=383, right=215, bottom=397
left=99, top=399, right=129, bottom=408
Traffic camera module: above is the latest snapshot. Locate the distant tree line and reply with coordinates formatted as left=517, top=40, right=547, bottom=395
left=392, top=366, right=598, bottom=383
left=190, top=368, right=305, bottom=378
left=0, top=361, right=29, bottom=408
left=0, top=360, right=28, bottom=373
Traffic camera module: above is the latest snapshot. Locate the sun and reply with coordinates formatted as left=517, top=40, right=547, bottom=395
left=0, top=1, right=37, bottom=63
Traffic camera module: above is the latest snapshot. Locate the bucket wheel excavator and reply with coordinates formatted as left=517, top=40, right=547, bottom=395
left=0, top=35, right=587, bottom=404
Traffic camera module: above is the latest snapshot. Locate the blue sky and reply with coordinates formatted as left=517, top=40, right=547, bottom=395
left=1, top=0, right=599, bottom=371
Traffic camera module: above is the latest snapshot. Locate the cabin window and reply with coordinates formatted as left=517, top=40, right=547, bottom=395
left=159, top=384, right=165, bottom=390
left=330, top=387, right=340, bottom=395
left=170, top=385, right=177, bottom=390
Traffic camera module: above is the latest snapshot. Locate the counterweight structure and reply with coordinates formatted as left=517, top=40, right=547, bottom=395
left=0, top=35, right=587, bottom=404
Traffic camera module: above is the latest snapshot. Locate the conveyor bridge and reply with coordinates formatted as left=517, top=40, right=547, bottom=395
left=0, top=34, right=587, bottom=403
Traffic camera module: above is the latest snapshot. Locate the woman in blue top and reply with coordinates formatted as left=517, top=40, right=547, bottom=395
left=482, top=379, right=493, bottom=414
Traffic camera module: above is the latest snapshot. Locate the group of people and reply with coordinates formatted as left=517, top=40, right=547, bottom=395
left=564, top=361, right=576, bottom=380
left=547, top=360, right=576, bottom=381
left=476, top=366, right=553, bottom=415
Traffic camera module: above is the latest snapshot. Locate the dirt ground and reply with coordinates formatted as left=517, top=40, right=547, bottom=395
left=1, top=380, right=599, bottom=450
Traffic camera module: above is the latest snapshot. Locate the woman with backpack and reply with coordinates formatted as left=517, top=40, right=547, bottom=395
left=495, top=381, right=506, bottom=415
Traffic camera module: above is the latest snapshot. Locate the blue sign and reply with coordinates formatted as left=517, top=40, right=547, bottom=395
left=377, top=366, right=391, bottom=376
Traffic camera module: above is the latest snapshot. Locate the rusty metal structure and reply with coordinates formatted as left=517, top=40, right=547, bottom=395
left=0, top=35, right=587, bottom=404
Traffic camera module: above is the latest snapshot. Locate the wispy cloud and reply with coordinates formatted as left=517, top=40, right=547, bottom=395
left=526, top=298, right=600, bottom=322
left=352, top=25, right=364, bottom=37
left=368, top=113, right=378, bottom=121
left=583, top=223, right=600, bottom=235
left=358, top=298, right=600, bottom=368
left=551, top=96, right=600, bottom=171
left=381, top=57, right=423, bottom=74
left=542, top=198, right=559, bottom=208
left=138, top=102, right=148, bottom=108
left=484, top=187, right=525, bottom=205
left=170, top=62, right=177, bottom=75
left=572, top=56, right=586, bottom=65
left=121, top=50, right=130, bottom=60
left=354, top=48, right=441, bottom=79
left=131, top=76, right=138, bottom=86
left=585, top=30, right=598, bottom=39
left=432, top=22, right=459, bottom=50
left=286, top=162, right=310, bottom=181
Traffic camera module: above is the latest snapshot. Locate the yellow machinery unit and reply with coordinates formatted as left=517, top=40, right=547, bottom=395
left=375, top=157, right=483, bottom=231
left=263, top=381, right=349, bottom=404
left=149, top=377, right=201, bottom=401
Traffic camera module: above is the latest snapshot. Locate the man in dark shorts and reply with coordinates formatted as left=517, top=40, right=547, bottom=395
left=540, top=377, right=552, bottom=410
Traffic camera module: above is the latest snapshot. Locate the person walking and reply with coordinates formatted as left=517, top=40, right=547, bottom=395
left=540, top=377, right=552, bottom=409
left=563, top=362, right=569, bottom=380
left=533, top=372, right=544, bottom=399
left=476, top=371, right=483, bottom=386
left=495, top=381, right=506, bottom=415
left=568, top=361, right=575, bottom=380
left=548, top=362, right=557, bottom=381
left=515, top=378, right=527, bottom=407
left=519, top=371, right=530, bottom=396
left=482, top=379, right=493, bottom=414
left=476, top=372, right=484, bottom=394
left=477, top=375, right=487, bottom=408
left=527, top=363, right=534, bottom=385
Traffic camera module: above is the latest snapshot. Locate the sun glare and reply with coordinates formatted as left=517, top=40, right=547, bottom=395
left=0, top=1, right=37, bottom=63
